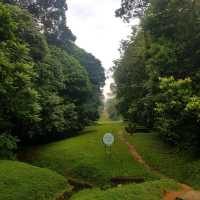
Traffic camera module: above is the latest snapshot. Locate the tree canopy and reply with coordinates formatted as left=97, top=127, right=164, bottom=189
left=116, top=0, right=149, bottom=21
left=0, top=1, right=105, bottom=158
left=114, top=0, right=200, bottom=153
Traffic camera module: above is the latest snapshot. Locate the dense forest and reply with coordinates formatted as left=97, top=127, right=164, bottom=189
left=0, top=0, right=105, bottom=158
left=1, top=1, right=200, bottom=199
left=114, top=0, right=200, bottom=153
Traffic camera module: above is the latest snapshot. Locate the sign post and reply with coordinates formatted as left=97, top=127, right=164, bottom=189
left=102, top=133, right=114, bottom=155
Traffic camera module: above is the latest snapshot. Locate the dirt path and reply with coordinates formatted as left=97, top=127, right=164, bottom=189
left=118, top=132, right=193, bottom=200
left=163, top=184, right=192, bottom=200
left=118, top=133, right=150, bottom=170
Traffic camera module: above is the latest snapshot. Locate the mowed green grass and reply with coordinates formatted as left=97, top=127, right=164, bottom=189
left=127, top=133, right=200, bottom=189
left=0, top=160, right=70, bottom=200
left=22, top=122, right=160, bottom=186
left=70, top=179, right=179, bottom=200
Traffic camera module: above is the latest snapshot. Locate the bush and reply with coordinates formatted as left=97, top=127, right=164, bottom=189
left=0, top=134, right=18, bottom=159
left=155, top=77, right=200, bottom=152
left=186, top=160, right=200, bottom=188
left=125, top=123, right=137, bottom=134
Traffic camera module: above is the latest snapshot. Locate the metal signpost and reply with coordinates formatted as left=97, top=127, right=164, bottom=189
left=102, top=133, right=114, bottom=155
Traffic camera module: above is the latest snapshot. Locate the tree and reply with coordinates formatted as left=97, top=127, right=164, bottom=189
left=114, top=0, right=200, bottom=152
left=65, top=43, right=106, bottom=122
left=114, top=30, right=153, bottom=127
left=0, top=1, right=105, bottom=157
left=0, top=3, right=41, bottom=141
left=155, top=77, right=200, bottom=152
left=1, top=0, right=76, bottom=44
left=116, top=0, right=150, bottom=21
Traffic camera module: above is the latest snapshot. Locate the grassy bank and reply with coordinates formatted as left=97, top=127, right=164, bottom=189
left=127, top=133, right=200, bottom=189
left=70, top=179, right=179, bottom=200
left=0, top=160, right=70, bottom=200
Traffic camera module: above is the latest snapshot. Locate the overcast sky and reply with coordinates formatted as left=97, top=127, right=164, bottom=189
left=67, top=0, right=136, bottom=98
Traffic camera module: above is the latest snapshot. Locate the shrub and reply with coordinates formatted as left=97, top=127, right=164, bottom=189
left=155, top=77, right=200, bottom=152
left=125, top=123, right=137, bottom=134
left=0, top=134, right=18, bottom=159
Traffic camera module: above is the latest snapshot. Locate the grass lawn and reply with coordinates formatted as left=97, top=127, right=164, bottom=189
left=127, top=132, right=200, bottom=189
left=20, top=122, right=160, bottom=187
left=70, top=179, right=179, bottom=200
left=0, top=160, right=70, bottom=200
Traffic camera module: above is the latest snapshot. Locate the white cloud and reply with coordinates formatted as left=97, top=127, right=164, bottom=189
left=67, top=0, right=137, bottom=98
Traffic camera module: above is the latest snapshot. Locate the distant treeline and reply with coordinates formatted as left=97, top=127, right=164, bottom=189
left=0, top=0, right=105, bottom=158
left=114, top=0, right=200, bottom=153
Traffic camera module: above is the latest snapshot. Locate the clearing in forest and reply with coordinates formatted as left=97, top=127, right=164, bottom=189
left=18, top=121, right=197, bottom=200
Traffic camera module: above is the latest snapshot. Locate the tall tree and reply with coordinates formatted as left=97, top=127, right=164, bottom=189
left=116, top=0, right=149, bottom=21
left=114, top=0, right=200, bottom=152
left=65, top=43, right=106, bottom=122
left=1, top=0, right=76, bottom=44
left=0, top=3, right=41, bottom=141
left=0, top=1, right=105, bottom=158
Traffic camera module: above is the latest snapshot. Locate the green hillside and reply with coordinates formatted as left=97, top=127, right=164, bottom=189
left=0, top=160, right=70, bottom=200
left=21, top=123, right=160, bottom=187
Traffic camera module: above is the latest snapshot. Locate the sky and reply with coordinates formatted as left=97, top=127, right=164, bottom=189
left=67, top=0, right=137, bottom=99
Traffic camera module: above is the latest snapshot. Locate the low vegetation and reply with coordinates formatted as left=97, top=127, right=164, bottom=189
left=127, top=132, right=200, bottom=189
left=2, top=122, right=198, bottom=200
left=0, top=160, right=70, bottom=200
left=70, top=179, right=179, bottom=200
left=21, top=123, right=160, bottom=187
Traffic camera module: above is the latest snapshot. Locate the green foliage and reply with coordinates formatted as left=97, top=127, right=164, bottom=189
left=125, top=122, right=137, bottom=134
left=65, top=43, right=105, bottom=122
left=48, top=47, right=91, bottom=103
left=2, top=0, right=76, bottom=44
left=186, top=160, right=200, bottom=188
left=116, top=0, right=150, bottom=21
left=154, top=77, right=200, bottom=151
left=0, top=160, right=70, bottom=200
left=0, top=134, right=18, bottom=159
left=0, top=3, right=16, bottom=41
left=114, top=30, right=153, bottom=128
left=114, top=0, right=200, bottom=153
left=0, top=3, right=41, bottom=141
left=0, top=2, right=105, bottom=157
left=33, top=46, right=92, bottom=138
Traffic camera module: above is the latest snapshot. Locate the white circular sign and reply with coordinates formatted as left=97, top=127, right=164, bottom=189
left=103, top=133, right=114, bottom=146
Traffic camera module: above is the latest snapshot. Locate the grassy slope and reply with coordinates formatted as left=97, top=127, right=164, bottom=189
left=0, top=160, right=70, bottom=200
left=127, top=133, right=200, bottom=189
left=21, top=123, right=160, bottom=186
left=70, top=179, right=179, bottom=200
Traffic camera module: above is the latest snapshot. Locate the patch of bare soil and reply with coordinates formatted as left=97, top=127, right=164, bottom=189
left=163, top=184, right=192, bottom=200
left=178, top=191, right=200, bottom=200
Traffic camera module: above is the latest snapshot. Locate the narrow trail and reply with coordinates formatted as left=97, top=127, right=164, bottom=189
left=118, top=132, right=193, bottom=200
left=163, top=184, right=192, bottom=200
left=118, top=133, right=151, bottom=170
